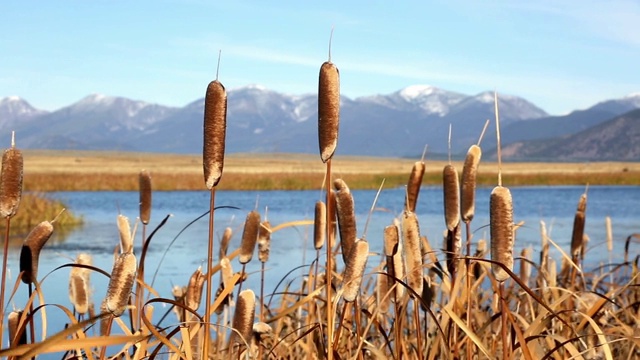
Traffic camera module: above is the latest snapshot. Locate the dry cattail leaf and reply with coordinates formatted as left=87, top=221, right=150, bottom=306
left=8, top=310, right=26, bottom=346
left=402, top=210, right=423, bottom=295
left=490, top=186, right=514, bottom=282
left=257, top=221, right=272, bottom=263
left=231, top=289, right=256, bottom=346
left=20, top=221, right=54, bottom=284
left=220, top=227, right=232, bottom=260
left=185, top=267, right=206, bottom=311
left=102, top=252, right=137, bottom=317
left=605, top=216, right=613, bottom=253
left=461, top=144, right=481, bottom=223
left=341, top=239, right=369, bottom=302
left=405, top=161, right=425, bottom=212
left=203, top=80, right=227, bottom=189
left=239, top=210, right=261, bottom=264
left=139, top=169, right=152, bottom=225
left=0, top=140, right=23, bottom=219
left=443, top=164, right=460, bottom=231
left=334, top=179, right=357, bottom=263
left=313, top=201, right=326, bottom=250
left=117, top=214, right=132, bottom=254
left=318, top=61, right=340, bottom=163
left=570, top=193, right=587, bottom=259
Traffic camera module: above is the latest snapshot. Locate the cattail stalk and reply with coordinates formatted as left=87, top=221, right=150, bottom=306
left=0, top=133, right=23, bottom=347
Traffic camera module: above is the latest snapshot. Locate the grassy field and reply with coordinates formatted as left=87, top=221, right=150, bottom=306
left=22, top=150, right=640, bottom=191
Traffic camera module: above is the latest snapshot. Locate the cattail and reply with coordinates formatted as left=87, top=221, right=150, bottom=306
left=102, top=251, right=137, bottom=317
left=328, top=189, right=337, bottom=249
left=402, top=210, right=423, bottom=295
left=139, top=169, right=152, bottom=225
left=341, top=239, right=369, bottom=302
left=203, top=79, right=227, bottom=189
left=405, top=161, right=425, bottom=212
left=384, top=224, right=404, bottom=300
left=0, top=134, right=23, bottom=219
left=257, top=221, right=271, bottom=263
left=8, top=310, right=26, bottom=346
left=443, top=164, right=460, bottom=231
left=570, top=193, right=587, bottom=260
left=220, top=257, right=234, bottom=290
left=313, top=201, right=326, bottom=250
left=69, top=253, right=93, bottom=315
left=239, top=211, right=261, bottom=264
left=117, top=214, right=132, bottom=254
left=490, top=186, right=514, bottom=282
left=220, top=227, right=232, bottom=260
left=376, top=272, right=391, bottom=314
left=185, top=267, right=206, bottom=311
left=334, top=179, right=357, bottom=263
left=445, top=224, right=462, bottom=278
left=318, top=61, right=340, bottom=163
left=605, top=216, right=613, bottom=253
left=20, top=221, right=54, bottom=283
left=231, top=289, right=256, bottom=345
left=520, top=247, right=532, bottom=287
left=461, top=145, right=481, bottom=223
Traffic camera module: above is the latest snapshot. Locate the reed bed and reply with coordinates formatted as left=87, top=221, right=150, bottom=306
left=1, top=50, right=639, bottom=360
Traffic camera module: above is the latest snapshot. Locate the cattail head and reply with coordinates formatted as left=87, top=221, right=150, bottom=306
left=20, top=221, right=54, bottom=284
left=231, top=289, right=256, bottom=346
left=570, top=193, right=587, bottom=259
left=220, top=227, right=232, bottom=260
left=69, top=253, right=93, bottom=315
left=0, top=137, right=23, bottom=219
left=117, top=214, right=133, bottom=254
left=341, top=239, right=369, bottom=302
left=402, top=210, right=423, bottom=295
left=334, top=179, right=357, bottom=263
left=220, top=257, right=234, bottom=290
left=461, top=144, right=481, bottom=223
left=257, top=221, right=272, bottom=263
left=328, top=189, right=338, bottom=249
left=8, top=310, right=27, bottom=346
left=405, top=161, right=425, bottom=212
left=203, top=79, right=227, bottom=189
left=520, top=247, right=532, bottom=287
left=383, top=224, right=399, bottom=257
left=318, top=61, right=340, bottom=163
left=185, top=267, right=206, bottom=311
left=384, top=224, right=404, bottom=300
left=443, top=164, right=460, bottom=231
left=239, top=210, right=261, bottom=264
left=102, top=252, right=137, bottom=317
left=139, top=169, right=152, bottom=225
left=490, top=186, right=514, bottom=282
left=313, top=201, right=326, bottom=250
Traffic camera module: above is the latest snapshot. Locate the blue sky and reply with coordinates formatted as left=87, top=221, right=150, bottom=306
left=2, top=0, right=639, bottom=115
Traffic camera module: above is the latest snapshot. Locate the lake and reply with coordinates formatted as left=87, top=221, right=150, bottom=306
left=3, top=185, right=640, bottom=351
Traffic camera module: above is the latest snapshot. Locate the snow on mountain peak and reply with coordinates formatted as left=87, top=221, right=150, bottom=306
left=399, top=85, right=437, bottom=101
left=233, top=84, right=268, bottom=92
left=2, top=96, right=22, bottom=102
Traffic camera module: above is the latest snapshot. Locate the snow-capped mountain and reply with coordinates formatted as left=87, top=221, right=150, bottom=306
left=359, top=85, right=466, bottom=116
left=0, top=96, right=48, bottom=128
left=588, top=93, right=640, bottom=115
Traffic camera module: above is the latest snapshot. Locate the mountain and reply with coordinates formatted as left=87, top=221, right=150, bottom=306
left=501, top=109, right=640, bottom=161
left=1, top=86, right=639, bottom=160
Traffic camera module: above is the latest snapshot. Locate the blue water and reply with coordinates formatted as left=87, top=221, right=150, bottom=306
left=2, top=185, right=640, bottom=353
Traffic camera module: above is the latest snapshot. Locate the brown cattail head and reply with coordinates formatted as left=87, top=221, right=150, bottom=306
left=139, top=169, right=152, bottom=225
left=490, top=186, right=514, bottom=282
left=328, top=189, right=338, bottom=249
left=0, top=140, right=23, bottom=219
left=117, top=214, right=133, bottom=254
left=220, top=257, right=234, bottom=291
left=445, top=224, right=462, bottom=278
left=220, top=227, right=232, bottom=260
left=69, top=253, right=93, bottom=315
left=257, top=221, right=272, bottom=263
left=341, top=239, right=369, bottom=302
left=185, top=267, right=206, bottom=311
left=520, top=247, right=532, bottom=287
left=239, top=210, right=261, bottom=264
left=334, top=179, right=357, bottom=263
left=405, top=161, right=425, bottom=212
left=383, top=224, right=399, bottom=257
left=570, top=193, right=587, bottom=259
left=20, top=221, right=54, bottom=284
left=461, top=144, right=481, bottom=223
left=402, top=210, right=423, bottom=295
left=384, top=224, right=405, bottom=300
left=318, top=61, right=340, bottom=163
left=313, top=201, right=326, bottom=250
left=102, top=252, right=137, bottom=317
left=203, top=80, right=227, bottom=189
left=376, top=272, right=391, bottom=314
left=8, top=310, right=27, bottom=346
left=443, top=164, right=460, bottom=231
left=231, top=289, right=256, bottom=345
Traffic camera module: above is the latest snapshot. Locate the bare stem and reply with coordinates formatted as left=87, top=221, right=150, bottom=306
left=325, top=158, right=334, bottom=360
left=0, top=217, right=11, bottom=348
left=203, top=187, right=216, bottom=359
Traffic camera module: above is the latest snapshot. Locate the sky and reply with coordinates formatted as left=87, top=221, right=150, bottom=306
left=1, top=0, right=639, bottom=115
